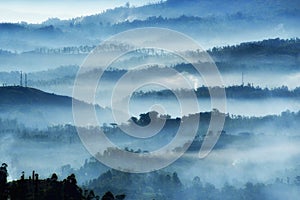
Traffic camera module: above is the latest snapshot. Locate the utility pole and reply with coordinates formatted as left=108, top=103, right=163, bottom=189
left=242, top=72, right=244, bottom=86
left=25, top=73, right=28, bottom=87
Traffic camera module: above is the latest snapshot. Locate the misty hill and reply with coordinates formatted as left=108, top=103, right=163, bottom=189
left=0, top=86, right=110, bottom=128
left=0, top=37, right=299, bottom=83
left=46, top=0, right=300, bottom=27
left=210, top=38, right=300, bottom=57
left=209, top=38, right=300, bottom=71
left=0, top=0, right=299, bottom=51
left=86, top=167, right=300, bottom=200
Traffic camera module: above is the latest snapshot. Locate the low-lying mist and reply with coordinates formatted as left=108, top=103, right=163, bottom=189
left=1, top=109, right=300, bottom=187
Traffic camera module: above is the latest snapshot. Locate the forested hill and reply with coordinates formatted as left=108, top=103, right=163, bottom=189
left=0, top=86, right=110, bottom=128
left=0, top=86, right=75, bottom=106
left=0, top=38, right=299, bottom=77
left=209, top=38, right=300, bottom=57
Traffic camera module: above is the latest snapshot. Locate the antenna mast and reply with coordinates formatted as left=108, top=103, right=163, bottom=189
left=20, top=71, right=23, bottom=87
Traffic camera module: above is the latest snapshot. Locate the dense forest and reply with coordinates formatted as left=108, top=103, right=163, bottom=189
left=86, top=168, right=300, bottom=200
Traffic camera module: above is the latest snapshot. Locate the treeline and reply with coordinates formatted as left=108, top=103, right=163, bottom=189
left=177, top=38, right=300, bottom=72
left=1, top=109, right=300, bottom=143
left=111, top=15, right=218, bottom=30
left=0, top=46, right=92, bottom=55
left=88, top=169, right=182, bottom=200
left=88, top=109, right=300, bottom=159
left=133, top=84, right=300, bottom=99
left=27, top=46, right=95, bottom=55
left=1, top=37, right=298, bottom=58
left=3, top=160, right=300, bottom=200
left=25, top=43, right=131, bottom=55
left=209, top=38, right=300, bottom=58
left=86, top=168, right=300, bottom=200
left=0, top=163, right=125, bottom=200
left=0, top=43, right=133, bottom=55
left=0, top=120, right=79, bottom=143
left=20, top=124, right=79, bottom=143
left=0, top=65, right=78, bottom=87
left=0, top=118, right=24, bottom=133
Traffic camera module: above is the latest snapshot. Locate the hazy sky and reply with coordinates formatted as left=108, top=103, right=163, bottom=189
left=0, top=0, right=161, bottom=23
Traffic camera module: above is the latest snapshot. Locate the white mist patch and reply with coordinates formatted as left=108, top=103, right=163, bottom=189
left=0, top=135, right=91, bottom=181
left=178, top=136, right=300, bottom=188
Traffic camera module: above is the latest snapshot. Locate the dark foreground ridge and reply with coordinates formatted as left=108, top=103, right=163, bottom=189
left=0, top=86, right=74, bottom=106
left=0, top=163, right=125, bottom=200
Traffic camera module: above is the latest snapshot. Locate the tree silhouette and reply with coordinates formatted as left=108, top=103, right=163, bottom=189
left=63, top=174, right=82, bottom=200
left=0, top=163, right=8, bottom=199
left=101, top=191, right=115, bottom=200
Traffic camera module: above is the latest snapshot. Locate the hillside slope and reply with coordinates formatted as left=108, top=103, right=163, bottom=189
left=0, top=86, right=110, bottom=128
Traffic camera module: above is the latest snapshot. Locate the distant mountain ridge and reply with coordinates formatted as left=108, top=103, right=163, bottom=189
left=0, top=38, right=299, bottom=86
left=43, top=0, right=300, bottom=25
left=0, top=0, right=299, bottom=51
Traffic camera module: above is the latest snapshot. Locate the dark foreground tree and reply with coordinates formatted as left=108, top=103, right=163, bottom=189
left=101, top=191, right=125, bottom=200
left=0, top=163, right=8, bottom=199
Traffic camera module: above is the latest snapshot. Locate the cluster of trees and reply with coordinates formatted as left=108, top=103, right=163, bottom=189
left=112, top=15, right=209, bottom=29
left=0, top=118, right=24, bottom=133
left=88, top=169, right=182, bottom=200
left=0, top=163, right=125, bottom=200
left=133, top=84, right=300, bottom=99
left=24, top=43, right=132, bottom=55
left=27, top=46, right=95, bottom=55
left=0, top=49, right=13, bottom=55
left=183, top=178, right=300, bottom=200
left=20, top=124, right=79, bottom=143
left=0, top=120, right=79, bottom=143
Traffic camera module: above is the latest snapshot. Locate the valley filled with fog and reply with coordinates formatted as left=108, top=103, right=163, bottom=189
left=1, top=40, right=300, bottom=199
left=0, top=0, right=300, bottom=199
